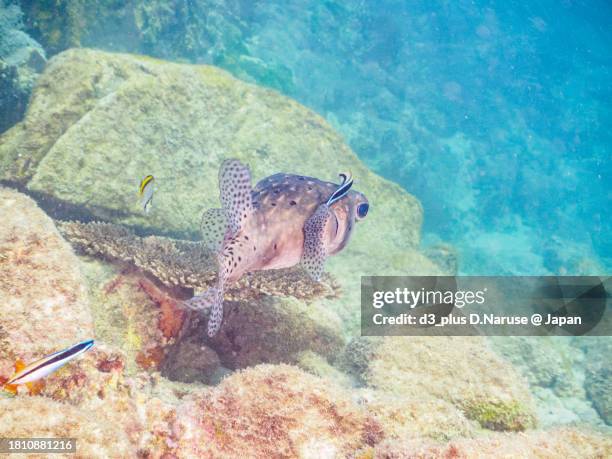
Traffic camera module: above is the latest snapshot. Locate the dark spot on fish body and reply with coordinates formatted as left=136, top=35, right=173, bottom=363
left=290, top=201, right=297, bottom=206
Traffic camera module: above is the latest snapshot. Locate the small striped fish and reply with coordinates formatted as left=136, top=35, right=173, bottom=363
left=4, top=339, right=94, bottom=388
left=139, top=175, right=155, bottom=213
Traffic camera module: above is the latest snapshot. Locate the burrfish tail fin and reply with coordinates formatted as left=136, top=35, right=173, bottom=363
left=200, top=208, right=227, bottom=252
left=183, top=287, right=220, bottom=312
left=219, top=159, right=253, bottom=236
left=207, top=291, right=225, bottom=337
left=301, top=203, right=332, bottom=281
left=182, top=284, right=225, bottom=337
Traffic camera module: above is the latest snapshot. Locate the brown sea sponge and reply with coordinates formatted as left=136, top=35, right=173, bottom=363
left=173, top=364, right=384, bottom=458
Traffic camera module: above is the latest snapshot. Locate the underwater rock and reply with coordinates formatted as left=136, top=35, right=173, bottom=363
left=490, top=337, right=584, bottom=397
left=0, top=48, right=422, bottom=255
left=172, top=364, right=383, bottom=457
left=208, top=296, right=345, bottom=369
left=372, top=427, right=612, bottom=458
left=422, top=243, right=458, bottom=275
left=0, top=396, right=139, bottom=456
left=0, top=187, right=93, bottom=378
left=585, top=364, right=612, bottom=426
left=77, top=256, right=188, bottom=374
left=358, top=389, right=475, bottom=442
left=296, top=350, right=355, bottom=388
left=0, top=1, right=46, bottom=133
left=341, top=336, right=537, bottom=432
left=161, top=337, right=221, bottom=384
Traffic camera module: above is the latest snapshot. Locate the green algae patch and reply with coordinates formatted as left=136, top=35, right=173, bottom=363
left=461, top=399, right=536, bottom=432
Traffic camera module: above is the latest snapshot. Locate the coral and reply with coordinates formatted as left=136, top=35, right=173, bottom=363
left=57, top=219, right=340, bottom=303
left=0, top=187, right=93, bottom=379
left=341, top=336, right=537, bottom=432
left=172, top=364, right=383, bottom=457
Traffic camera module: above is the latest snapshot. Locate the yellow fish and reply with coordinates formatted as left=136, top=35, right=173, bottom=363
left=138, top=175, right=155, bottom=213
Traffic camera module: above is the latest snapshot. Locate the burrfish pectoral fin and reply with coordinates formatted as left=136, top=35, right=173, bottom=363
left=200, top=208, right=228, bottom=252
left=301, top=203, right=332, bottom=281
left=219, top=159, right=253, bottom=236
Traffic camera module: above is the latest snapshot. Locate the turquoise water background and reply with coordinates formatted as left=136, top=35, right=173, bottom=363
left=225, top=1, right=611, bottom=276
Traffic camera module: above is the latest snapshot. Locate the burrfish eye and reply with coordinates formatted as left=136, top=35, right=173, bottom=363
left=357, top=202, right=369, bottom=219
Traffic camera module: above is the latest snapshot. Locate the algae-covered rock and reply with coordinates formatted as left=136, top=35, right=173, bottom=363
left=359, top=389, right=475, bottom=442
left=208, top=297, right=345, bottom=369
left=173, top=364, right=383, bottom=457
left=373, top=427, right=612, bottom=458
left=0, top=396, right=138, bottom=456
left=341, top=336, right=538, bottom=432
left=0, top=48, right=422, bottom=256
left=585, top=364, right=612, bottom=426
left=0, top=187, right=93, bottom=377
left=161, top=337, right=221, bottom=384
left=78, top=256, right=188, bottom=375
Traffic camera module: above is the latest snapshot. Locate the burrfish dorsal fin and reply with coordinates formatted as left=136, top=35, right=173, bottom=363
left=301, top=203, right=332, bottom=281
left=219, top=159, right=253, bottom=236
left=200, top=208, right=228, bottom=252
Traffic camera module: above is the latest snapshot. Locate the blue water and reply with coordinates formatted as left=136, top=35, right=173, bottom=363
left=216, top=0, right=611, bottom=276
